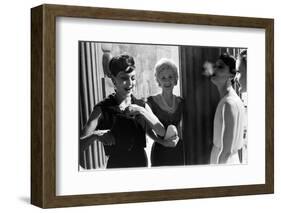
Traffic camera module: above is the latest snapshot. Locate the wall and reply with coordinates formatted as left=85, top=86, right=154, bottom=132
left=0, top=0, right=279, bottom=212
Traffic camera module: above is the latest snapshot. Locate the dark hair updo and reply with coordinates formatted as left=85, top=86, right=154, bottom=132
left=109, top=54, right=135, bottom=77
left=219, top=53, right=237, bottom=75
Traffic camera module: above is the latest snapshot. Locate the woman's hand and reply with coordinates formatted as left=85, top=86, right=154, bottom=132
left=80, top=130, right=115, bottom=151
left=125, top=104, right=144, bottom=116
left=158, top=135, right=179, bottom=148
left=98, top=130, right=115, bottom=146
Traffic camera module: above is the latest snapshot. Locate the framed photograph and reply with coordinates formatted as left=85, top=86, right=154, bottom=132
left=31, top=4, right=274, bottom=208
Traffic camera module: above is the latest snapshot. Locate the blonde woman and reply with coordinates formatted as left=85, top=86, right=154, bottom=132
left=147, top=58, right=185, bottom=166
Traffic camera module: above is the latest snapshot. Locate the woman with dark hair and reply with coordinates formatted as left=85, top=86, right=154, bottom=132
left=209, top=53, right=246, bottom=164
left=80, top=54, right=167, bottom=169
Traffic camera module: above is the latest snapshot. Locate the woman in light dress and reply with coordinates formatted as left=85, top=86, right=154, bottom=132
left=209, top=53, right=246, bottom=164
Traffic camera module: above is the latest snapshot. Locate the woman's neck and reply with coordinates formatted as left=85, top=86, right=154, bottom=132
left=161, top=90, right=174, bottom=107
left=115, top=93, right=131, bottom=105
left=216, top=82, right=233, bottom=98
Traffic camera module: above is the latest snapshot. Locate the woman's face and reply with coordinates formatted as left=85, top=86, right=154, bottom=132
left=157, top=68, right=176, bottom=92
left=211, top=59, right=232, bottom=84
left=113, top=70, right=136, bottom=98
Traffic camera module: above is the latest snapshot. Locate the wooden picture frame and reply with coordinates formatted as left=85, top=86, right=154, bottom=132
left=31, top=4, right=274, bottom=208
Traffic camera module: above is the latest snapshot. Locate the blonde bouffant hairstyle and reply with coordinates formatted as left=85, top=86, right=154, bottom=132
left=154, top=58, right=179, bottom=86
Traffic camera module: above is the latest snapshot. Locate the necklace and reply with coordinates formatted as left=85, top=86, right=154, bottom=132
left=119, top=101, right=130, bottom=111
left=114, top=94, right=131, bottom=111
left=160, top=94, right=176, bottom=113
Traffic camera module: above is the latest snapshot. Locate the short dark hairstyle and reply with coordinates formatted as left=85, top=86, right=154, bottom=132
left=109, top=54, right=135, bottom=77
left=219, top=53, right=237, bottom=75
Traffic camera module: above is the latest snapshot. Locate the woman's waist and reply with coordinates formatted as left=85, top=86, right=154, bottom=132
left=109, top=146, right=146, bottom=156
left=106, top=142, right=146, bottom=152
left=212, top=143, right=242, bottom=155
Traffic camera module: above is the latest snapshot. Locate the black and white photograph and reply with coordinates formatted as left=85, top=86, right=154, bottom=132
left=28, top=2, right=274, bottom=209
left=79, top=42, right=248, bottom=170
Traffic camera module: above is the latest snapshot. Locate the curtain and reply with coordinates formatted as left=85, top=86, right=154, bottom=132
left=79, top=41, right=107, bottom=169
left=180, top=46, right=221, bottom=165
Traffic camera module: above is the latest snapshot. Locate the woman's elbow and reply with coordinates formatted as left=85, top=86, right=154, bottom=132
left=155, top=124, right=166, bottom=137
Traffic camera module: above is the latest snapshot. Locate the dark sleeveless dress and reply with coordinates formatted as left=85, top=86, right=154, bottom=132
left=93, top=94, right=148, bottom=169
left=147, top=96, right=185, bottom=166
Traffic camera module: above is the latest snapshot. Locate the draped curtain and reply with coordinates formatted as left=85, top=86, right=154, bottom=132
left=180, top=46, right=220, bottom=165
left=79, top=41, right=107, bottom=169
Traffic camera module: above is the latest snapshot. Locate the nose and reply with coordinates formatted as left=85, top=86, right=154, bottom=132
left=126, top=78, right=134, bottom=87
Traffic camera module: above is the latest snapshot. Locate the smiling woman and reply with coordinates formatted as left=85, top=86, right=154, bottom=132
left=109, top=54, right=136, bottom=98
left=80, top=53, right=169, bottom=169
left=147, top=58, right=185, bottom=166
left=79, top=42, right=180, bottom=169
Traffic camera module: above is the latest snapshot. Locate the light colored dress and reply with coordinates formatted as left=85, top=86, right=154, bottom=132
left=210, top=89, right=246, bottom=164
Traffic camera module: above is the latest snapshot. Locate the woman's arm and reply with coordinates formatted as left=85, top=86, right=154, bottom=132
left=80, top=106, right=115, bottom=149
left=126, top=103, right=166, bottom=137
left=219, top=101, right=236, bottom=164
left=80, top=106, right=102, bottom=141
left=146, top=127, right=178, bottom=147
left=177, top=116, right=183, bottom=140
